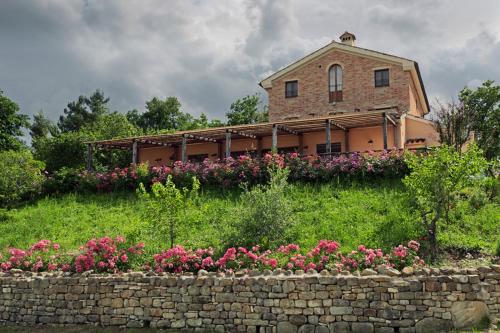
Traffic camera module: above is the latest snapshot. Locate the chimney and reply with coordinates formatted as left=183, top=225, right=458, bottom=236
left=339, top=31, right=356, bottom=46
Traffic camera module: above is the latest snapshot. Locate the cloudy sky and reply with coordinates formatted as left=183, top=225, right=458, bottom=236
left=1, top=0, right=500, bottom=125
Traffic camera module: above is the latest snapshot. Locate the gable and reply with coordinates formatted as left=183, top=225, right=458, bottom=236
left=260, top=41, right=429, bottom=114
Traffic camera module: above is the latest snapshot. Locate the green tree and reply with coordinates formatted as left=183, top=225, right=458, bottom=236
left=460, top=80, right=500, bottom=159
left=0, top=150, right=45, bottom=207
left=34, top=131, right=88, bottom=172
left=0, top=90, right=29, bottom=151
left=403, top=145, right=488, bottom=261
left=58, top=90, right=110, bottom=132
left=30, top=111, right=58, bottom=142
left=226, top=94, right=268, bottom=125
left=83, top=112, right=140, bottom=168
left=128, top=97, right=193, bottom=132
left=138, top=175, right=200, bottom=248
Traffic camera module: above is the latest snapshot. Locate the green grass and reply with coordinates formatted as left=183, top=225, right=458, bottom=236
left=0, top=179, right=498, bottom=255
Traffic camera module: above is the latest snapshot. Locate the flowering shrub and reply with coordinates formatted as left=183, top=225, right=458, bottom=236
left=42, top=150, right=407, bottom=194
left=0, top=236, right=144, bottom=273
left=0, top=238, right=424, bottom=274
left=149, top=245, right=215, bottom=273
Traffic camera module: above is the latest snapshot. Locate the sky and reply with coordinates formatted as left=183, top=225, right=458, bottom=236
left=1, top=0, right=500, bottom=126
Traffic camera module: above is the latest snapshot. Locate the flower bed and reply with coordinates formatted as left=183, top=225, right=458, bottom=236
left=44, top=150, right=407, bottom=193
left=0, top=237, right=424, bottom=274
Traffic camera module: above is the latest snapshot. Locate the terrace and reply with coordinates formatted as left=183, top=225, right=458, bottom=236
left=87, top=110, right=399, bottom=170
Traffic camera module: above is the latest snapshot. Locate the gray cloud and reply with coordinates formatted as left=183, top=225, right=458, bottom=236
left=0, top=0, right=499, bottom=131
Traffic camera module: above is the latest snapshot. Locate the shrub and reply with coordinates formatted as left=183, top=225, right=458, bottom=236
left=0, top=150, right=45, bottom=207
left=138, top=175, right=200, bottom=248
left=403, top=145, right=489, bottom=262
left=0, top=238, right=424, bottom=274
left=232, top=167, right=295, bottom=249
left=34, top=131, right=88, bottom=172
left=37, top=150, right=408, bottom=196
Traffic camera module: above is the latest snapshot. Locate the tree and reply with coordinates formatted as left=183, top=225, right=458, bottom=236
left=138, top=175, right=200, bottom=248
left=83, top=112, right=140, bottom=168
left=58, top=90, right=110, bottom=132
left=226, top=94, right=268, bottom=125
left=0, top=90, right=29, bottom=151
left=432, top=101, right=471, bottom=151
left=30, top=111, right=58, bottom=142
left=34, top=131, right=88, bottom=172
left=460, top=80, right=500, bottom=159
left=128, top=97, right=192, bottom=132
left=0, top=150, right=45, bottom=207
left=403, top=145, right=488, bottom=262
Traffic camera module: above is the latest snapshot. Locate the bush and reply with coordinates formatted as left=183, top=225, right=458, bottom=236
left=403, top=145, right=489, bottom=261
left=231, top=167, right=295, bottom=249
left=0, top=238, right=425, bottom=274
left=0, top=150, right=45, bottom=207
left=33, top=131, right=87, bottom=172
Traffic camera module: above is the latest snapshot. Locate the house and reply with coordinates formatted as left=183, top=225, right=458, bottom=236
left=89, top=32, right=439, bottom=168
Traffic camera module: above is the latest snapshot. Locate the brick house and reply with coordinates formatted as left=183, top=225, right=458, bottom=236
left=90, top=32, right=439, bottom=167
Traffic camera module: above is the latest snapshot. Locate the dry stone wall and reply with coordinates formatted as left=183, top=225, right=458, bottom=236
left=1, top=266, right=499, bottom=332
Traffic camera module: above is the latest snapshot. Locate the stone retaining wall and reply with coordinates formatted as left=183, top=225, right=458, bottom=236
left=1, top=266, right=499, bottom=332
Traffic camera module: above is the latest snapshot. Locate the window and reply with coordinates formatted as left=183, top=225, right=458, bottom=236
left=316, top=142, right=341, bottom=155
left=329, top=65, right=343, bottom=102
left=374, top=69, right=389, bottom=87
left=285, top=80, right=298, bottom=98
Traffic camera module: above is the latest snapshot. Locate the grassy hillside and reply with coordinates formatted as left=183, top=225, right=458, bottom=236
left=0, top=179, right=497, bottom=255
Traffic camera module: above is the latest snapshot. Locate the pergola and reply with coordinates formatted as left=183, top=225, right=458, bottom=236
left=86, top=110, right=398, bottom=170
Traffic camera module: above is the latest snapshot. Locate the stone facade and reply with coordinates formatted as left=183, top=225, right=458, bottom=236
left=265, top=49, right=425, bottom=122
left=1, top=266, right=498, bottom=332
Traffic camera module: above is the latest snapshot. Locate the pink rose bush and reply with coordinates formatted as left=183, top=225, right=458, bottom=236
left=0, top=236, right=144, bottom=273
left=43, top=150, right=407, bottom=194
left=1, top=238, right=424, bottom=274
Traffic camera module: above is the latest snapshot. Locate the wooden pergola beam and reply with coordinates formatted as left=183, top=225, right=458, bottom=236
left=137, top=139, right=173, bottom=147
left=386, top=114, right=397, bottom=127
left=276, top=124, right=298, bottom=135
left=227, top=128, right=257, bottom=139
left=185, top=134, right=218, bottom=143
left=329, top=120, right=347, bottom=131
left=132, top=140, right=138, bottom=165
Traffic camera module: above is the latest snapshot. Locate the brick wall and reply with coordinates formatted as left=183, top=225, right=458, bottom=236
left=267, top=50, right=415, bottom=122
left=1, top=266, right=499, bottom=332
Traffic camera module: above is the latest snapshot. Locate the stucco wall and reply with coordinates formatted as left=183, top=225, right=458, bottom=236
left=405, top=116, right=440, bottom=148
left=0, top=267, right=498, bottom=332
left=266, top=49, right=412, bottom=122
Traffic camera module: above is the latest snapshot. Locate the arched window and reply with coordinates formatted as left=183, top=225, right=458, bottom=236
left=329, top=65, right=343, bottom=102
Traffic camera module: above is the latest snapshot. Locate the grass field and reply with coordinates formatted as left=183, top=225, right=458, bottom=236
left=0, top=179, right=498, bottom=256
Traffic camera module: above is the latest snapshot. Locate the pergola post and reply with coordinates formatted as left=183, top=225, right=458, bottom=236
left=86, top=143, right=93, bottom=172
left=256, top=137, right=263, bottom=158
left=382, top=112, right=388, bottom=150
left=225, top=130, right=231, bottom=159
left=181, top=135, right=187, bottom=163
left=325, top=120, right=332, bottom=154
left=298, top=133, right=304, bottom=155
left=132, top=140, right=138, bottom=165
left=272, top=124, right=278, bottom=153
left=344, top=129, right=350, bottom=153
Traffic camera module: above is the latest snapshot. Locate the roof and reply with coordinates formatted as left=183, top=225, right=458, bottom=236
left=259, top=40, right=430, bottom=114
left=89, top=110, right=398, bottom=149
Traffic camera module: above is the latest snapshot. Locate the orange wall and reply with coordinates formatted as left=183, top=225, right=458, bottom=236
left=404, top=116, right=440, bottom=147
